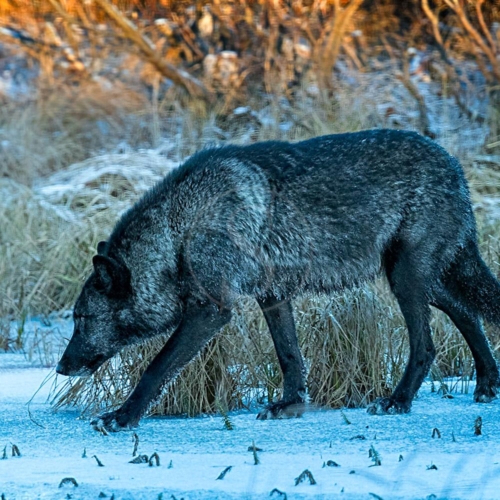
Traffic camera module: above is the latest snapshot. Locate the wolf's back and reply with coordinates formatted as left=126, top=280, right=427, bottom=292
left=214, top=129, right=474, bottom=296
left=111, top=129, right=476, bottom=302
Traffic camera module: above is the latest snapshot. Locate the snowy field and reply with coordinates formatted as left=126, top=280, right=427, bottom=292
left=2, top=352, right=500, bottom=500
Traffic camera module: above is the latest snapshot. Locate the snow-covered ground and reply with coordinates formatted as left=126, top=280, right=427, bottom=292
left=1, top=355, right=500, bottom=500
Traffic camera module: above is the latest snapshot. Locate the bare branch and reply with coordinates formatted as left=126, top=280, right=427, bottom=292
left=318, top=0, right=364, bottom=86
left=421, top=0, right=445, bottom=49
left=475, top=0, right=497, bottom=56
left=421, top=1, right=486, bottom=123
left=397, top=51, right=434, bottom=138
left=443, top=0, right=500, bottom=81
left=94, top=0, right=210, bottom=100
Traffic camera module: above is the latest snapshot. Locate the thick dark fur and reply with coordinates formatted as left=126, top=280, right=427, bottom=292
left=56, top=129, right=500, bottom=430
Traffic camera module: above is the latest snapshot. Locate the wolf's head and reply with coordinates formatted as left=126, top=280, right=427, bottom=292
left=56, top=242, right=181, bottom=377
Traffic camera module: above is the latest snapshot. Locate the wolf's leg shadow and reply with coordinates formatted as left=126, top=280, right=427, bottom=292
left=368, top=250, right=436, bottom=415
left=256, top=295, right=307, bottom=420
left=91, top=300, right=232, bottom=432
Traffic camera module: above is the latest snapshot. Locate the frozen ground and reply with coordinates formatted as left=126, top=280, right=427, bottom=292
left=1, top=355, right=500, bottom=500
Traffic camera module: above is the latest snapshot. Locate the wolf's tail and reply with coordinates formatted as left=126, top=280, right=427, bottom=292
left=450, top=240, right=500, bottom=325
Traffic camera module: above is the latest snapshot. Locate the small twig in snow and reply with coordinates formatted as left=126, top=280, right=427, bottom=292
left=270, top=488, right=288, bottom=499
left=132, top=433, right=139, bottom=456
left=294, top=469, right=316, bottom=486
left=58, top=477, right=79, bottom=488
left=340, top=409, right=351, bottom=425
left=129, top=454, right=148, bottom=464
left=475, top=416, right=482, bottom=436
left=251, top=440, right=260, bottom=465
left=369, top=445, right=381, bottom=466
left=324, top=460, right=340, bottom=467
left=216, top=466, right=232, bottom=480
left=149, top=452, right=160, bottom=467
left=350, top=434, right=366, bottom=440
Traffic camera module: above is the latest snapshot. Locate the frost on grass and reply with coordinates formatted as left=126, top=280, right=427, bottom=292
left=34, top=152, right=178, bottom=223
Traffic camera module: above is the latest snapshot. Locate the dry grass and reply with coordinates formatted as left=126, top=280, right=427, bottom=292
left=51, top=292, right=404, bottom=416
left=0, top=81, right=152, bottom=184
left=2, top=72, right=500, bottom=415
left=50, top=272, right=500, bottom=417
left=0, top=78, right=391, bottom=318
left=0, top=149, right=178, bottom=318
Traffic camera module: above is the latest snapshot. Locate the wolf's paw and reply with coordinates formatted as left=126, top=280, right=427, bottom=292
left=474, top=380, right=499, bottom=403
left=257, top=400, right=306, bottom=420
left=367, top=397, right=411, bottom=416
left=91, top=410, right=139, bottom=433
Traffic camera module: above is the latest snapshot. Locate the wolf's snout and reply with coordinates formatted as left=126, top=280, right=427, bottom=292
left=56, top=361, right=93, bottom=377
left=55, top=362, right=64, bottom=375
left=56, top=360, right=71, bottom=376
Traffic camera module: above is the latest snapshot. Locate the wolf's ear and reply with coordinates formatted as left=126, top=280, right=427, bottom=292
left=97, top=241, right=107, bottom=255
left=92, top=255, right=130, bottom=296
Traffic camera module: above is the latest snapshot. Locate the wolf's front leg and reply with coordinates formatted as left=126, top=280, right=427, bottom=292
left=256, top=295, right=307, bottom=420
left=91, top=300, right=231, bottom=432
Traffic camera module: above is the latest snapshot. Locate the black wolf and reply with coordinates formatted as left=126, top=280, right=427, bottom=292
left=56, top=129, right=500, bottom=431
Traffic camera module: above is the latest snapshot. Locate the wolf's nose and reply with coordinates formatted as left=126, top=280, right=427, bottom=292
left=55, top=362, right=67, bottom=375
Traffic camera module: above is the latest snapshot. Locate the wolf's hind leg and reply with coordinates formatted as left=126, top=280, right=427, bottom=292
left=432, top=246, right=500, bottom=402
left=369, top=252, right=436, bottom=415
left=256, top=295, right=307, bottom=420
left=432, top=291, right=499, bottom=402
